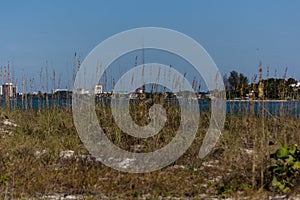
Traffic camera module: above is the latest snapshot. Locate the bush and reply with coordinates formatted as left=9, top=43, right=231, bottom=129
left=269, top=144, right=300, bottom=193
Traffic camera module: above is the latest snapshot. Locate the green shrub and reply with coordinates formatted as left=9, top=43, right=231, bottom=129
left=269, top=144, right=300, bottom=193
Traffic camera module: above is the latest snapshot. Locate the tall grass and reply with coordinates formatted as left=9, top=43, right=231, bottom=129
left=0, top=58, right=299, bottom=198
left=0, top=102, right=299, bottom=198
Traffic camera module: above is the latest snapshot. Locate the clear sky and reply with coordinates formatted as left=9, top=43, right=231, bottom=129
left=1, top=0, right=300, bottom=92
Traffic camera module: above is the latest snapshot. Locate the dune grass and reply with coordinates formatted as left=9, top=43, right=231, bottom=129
left=0, top=102, right=299, bottom=199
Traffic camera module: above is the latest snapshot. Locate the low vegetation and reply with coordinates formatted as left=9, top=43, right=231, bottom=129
left=269, top=144, right=300, bottom=193
left=0, top=101, right=299, bottom=199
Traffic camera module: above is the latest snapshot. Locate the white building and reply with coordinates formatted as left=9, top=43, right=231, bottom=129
left=290, top=82, right=300, bottom=88
left=53, top=88, right=69, bottom=94
left=76, top=88, right=89, bottom=95
left=94, top=84, right=103, bottom=94
left=2, top=82, right=17, bottom=98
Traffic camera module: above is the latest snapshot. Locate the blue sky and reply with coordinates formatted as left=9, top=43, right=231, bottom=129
left=1, top=0, right=300, bottom=92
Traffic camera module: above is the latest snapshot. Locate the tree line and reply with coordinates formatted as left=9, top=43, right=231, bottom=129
left=224, top=70, right=299, bottom=100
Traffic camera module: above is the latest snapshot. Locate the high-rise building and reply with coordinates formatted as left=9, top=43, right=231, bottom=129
left=2, top=82, right=17, bottom=98
left=94, top=84, right=103, bottom=94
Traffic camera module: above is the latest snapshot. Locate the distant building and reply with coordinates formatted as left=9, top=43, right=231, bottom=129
left=136, top=87, right=144, bottom=94
left=52, top=88, right=69, bottom=94
left=1, top=82, right=17, bottom=98
left=52, top=89, right=72, bottom=98
left=76, top=88, right=89, bottom=95
left=290, top=82, right=300, bottom=88
left=94, top=84, right=103, bottom=94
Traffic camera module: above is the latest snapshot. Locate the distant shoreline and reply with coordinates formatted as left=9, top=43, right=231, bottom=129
left=226, top=99, right=300, bottom=102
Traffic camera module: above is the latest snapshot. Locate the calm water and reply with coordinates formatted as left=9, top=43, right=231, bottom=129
left=199, top=101, right=300, bottom=118
left=1, top=98, right=299, bottom=118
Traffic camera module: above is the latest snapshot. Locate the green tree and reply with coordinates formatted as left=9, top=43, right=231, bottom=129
left=227, top=71, right=249, bottom=99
